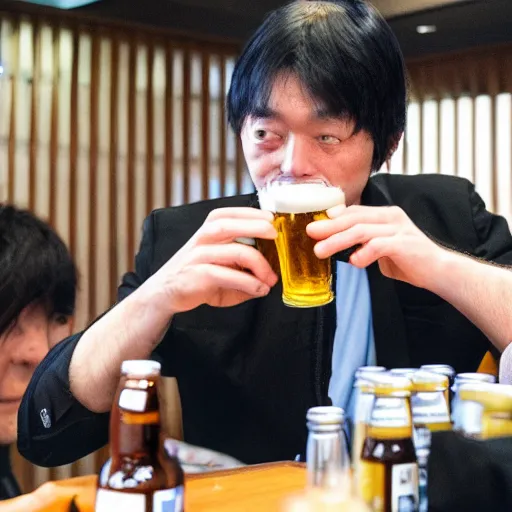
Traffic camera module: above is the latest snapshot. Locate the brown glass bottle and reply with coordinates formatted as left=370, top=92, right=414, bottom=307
left=358, top=375, right=418, bottom=512
left=95, top=360, right=184, bottom=512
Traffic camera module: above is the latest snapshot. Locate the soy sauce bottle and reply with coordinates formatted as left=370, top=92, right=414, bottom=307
left=96, top=360, right=184, bottom=512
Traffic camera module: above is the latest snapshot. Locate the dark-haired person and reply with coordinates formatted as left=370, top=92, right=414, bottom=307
left=18, top=0, right=512, bottom=473
left=0, top=205, right=77, bottom=500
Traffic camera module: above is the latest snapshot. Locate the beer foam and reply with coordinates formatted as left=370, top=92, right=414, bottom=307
left=258, top=183, right=345, bottom=214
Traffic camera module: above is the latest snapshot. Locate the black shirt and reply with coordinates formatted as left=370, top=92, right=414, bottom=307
left=0, top=445, right=21, bottom=501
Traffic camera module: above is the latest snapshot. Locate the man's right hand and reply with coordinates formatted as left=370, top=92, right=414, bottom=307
left=150, top=207, right=279, bottom=314
left=69, top=207, right=278, bottom=413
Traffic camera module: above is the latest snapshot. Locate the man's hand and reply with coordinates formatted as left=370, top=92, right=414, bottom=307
left=153, top=207, right=279, bottom=313
left=307, top=204, right=446, bottom=290
left=70, top=206, right=278, bottom=413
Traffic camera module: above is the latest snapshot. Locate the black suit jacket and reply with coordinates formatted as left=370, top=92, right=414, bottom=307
left=0, top=446, right=21, bottom=501
left=17, top=173, right=512, bottom=468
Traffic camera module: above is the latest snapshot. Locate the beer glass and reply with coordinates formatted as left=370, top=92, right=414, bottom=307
left=259, top=178, right=344, bottom=308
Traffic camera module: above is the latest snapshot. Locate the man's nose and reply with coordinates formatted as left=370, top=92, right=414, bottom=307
left=280, top=135, right=315, bottom=178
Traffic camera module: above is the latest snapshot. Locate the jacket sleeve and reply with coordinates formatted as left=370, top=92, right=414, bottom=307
left=469, top=182, right=512, bottom=265
left=17, top=214, right=156, bottom=467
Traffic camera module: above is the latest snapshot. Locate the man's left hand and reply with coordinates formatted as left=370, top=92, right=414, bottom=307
left=307, top=204, right=447, bottom=290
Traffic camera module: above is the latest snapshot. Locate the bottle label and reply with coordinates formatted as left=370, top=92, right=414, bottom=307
left=95, top=489, right=146, bottom=510
left=411, top=391, right=450, bottom=426
left=119, top=388, right=148, bottom=412
left=371, top=398, right=411, bottom=428
left=412, top=425, right=431, bottom=453
left=359, top=461, right=418, bottom=512
left=95, top=486, right=184, bottom=512
left=391, top=463, right=418, bottom=512
left=154, top=486, right=184, bottom=512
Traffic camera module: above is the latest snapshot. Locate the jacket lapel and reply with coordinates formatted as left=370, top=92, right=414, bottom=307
left=361, top=178, right=411, bottom=368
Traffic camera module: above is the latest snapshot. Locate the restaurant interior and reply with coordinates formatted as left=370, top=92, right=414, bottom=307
left=1, top=0, right=512, bottom=508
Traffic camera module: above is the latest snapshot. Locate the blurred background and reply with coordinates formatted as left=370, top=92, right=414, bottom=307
left=1, top=0, right=511, bottom=493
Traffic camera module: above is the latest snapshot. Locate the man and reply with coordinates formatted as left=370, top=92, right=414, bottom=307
left=0, top=205, right=77, bottom=500
left=18, top=0, right=512, bottom=469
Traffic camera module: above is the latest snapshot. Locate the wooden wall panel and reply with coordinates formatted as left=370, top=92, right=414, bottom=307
left=395, top=43, right=512, bottom=226
left=0, top=9, right=241, bottom=493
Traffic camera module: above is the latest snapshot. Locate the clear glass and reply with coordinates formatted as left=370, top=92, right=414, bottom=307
left=258, top=177, right=344, bottom=308
left=306, top=407, right=350, bottom=492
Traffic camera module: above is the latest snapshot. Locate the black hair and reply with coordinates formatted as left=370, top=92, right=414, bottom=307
left=0, top=204, right=77, bottom=336
left=227, top=0, right=407, bottom=171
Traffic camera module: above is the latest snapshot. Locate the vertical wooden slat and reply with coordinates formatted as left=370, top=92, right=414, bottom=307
left=146, top=40, right=154, bottom=213
left=401, top=91, right=408, bottom=175
left=164, top=43, right=174, bottom=206
left=29, top=21, right=41, bottom=210
left=417, top=67, right=425, bottom=174
left=7, top=18, right=20, bottom=202
left=400, top=130, right=407, bottom=175
left=88, top=32, right=100, bottom=318
left=127, top=36, right=137, bottom=261
left=219, top=54, right=227, bottom=196
left=201, top=51, right=210, bottom=200
left=469, top=57, right=478, bottom=185
left=452, top=63, right=461, bottom=177
left=182, top=46, right=191, bottom=203
left=434, top=67, right=442, bottom=174
left=49, top=25, right=60, bottom=226
left=488, top=57, right=499, bottom=212
left=69, top=28, right=79, bottom=257
left=109, top=35, right=119, bottom=301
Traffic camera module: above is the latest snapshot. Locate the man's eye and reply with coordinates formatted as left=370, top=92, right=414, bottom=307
left=254, top=129, right=268, bottom=140
left=253, top=129, right=282, bottom=142
left=318, top=135, right=341, bottom=144
left=53, top=314, right=69, bottom=325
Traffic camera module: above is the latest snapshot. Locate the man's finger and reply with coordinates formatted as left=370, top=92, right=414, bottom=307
left=314, top=224, right=396, bottom=259
left=197, top=263, right=272, bottom=298
left=349, top=237, right=391, bottom=268
left=197, top=218, right=277, bottom=244
left=326, top=204, right=346, bottom=218
left=307, top=206, right=397, bottom=240
left=189, top=243, right=278, bottom=287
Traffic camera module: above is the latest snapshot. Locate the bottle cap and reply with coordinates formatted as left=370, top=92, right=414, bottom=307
left=121, top=360, right=162, bottom=377
left=307, top=406, right=345, bottom=426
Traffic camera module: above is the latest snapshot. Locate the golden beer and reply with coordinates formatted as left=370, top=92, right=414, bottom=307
left=358, top=375, right=419, bottom=512
left=259, top=181, right=344, bottom=308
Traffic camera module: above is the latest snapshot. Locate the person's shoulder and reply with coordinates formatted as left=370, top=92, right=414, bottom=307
left=371, top=172, right=472, bottom=193
left=371, top=172, right=470, bottom=189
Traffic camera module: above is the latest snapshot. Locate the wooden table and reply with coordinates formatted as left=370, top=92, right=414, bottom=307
left=186, top=462, right=306, bottom=511
left=1, top=462, right=307, bottom=512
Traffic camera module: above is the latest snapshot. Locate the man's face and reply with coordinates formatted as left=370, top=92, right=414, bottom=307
left=241, top=73, right=375, bottom=206
left=0, top=303, right=72, bottom=444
